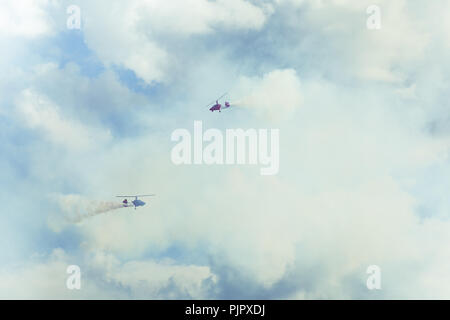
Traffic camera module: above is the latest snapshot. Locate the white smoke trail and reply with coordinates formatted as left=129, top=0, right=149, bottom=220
left=55, top=194, right=125, bottom=223
left=229, top=69, right=303, bottom=120
left=228, top=99, right=244, bottom=107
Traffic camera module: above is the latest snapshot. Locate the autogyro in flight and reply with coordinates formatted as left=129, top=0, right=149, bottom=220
left=206, top=93, right=231, bottom=112
left=116, top=194, right=155, bottom=210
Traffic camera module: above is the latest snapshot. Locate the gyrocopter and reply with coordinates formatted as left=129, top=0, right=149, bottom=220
left=205, top=93, right=231, bottom=112
left=116, top=194, right=155, bottom=210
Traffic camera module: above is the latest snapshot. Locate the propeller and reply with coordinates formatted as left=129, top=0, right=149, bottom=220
left=204, top=92, right=227, bottom=108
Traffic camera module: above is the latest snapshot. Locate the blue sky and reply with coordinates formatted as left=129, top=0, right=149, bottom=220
left=0, top=0, right=450, bottom=299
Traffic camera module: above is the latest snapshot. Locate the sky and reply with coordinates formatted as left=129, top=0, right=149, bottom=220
left=0, top=0, right=450, bottom=299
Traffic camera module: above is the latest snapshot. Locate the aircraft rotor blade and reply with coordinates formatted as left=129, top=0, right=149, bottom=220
left=204, top=92, right=227, bottom=108
left=216, top=92, right=227, bottom=101
left=116, top=194, right=155, bottom=197
left=204, top=100, right=216, bottom=108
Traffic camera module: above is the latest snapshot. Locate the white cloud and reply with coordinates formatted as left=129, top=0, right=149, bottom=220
left=53, top=72, right=450, bottom=297
left=14, top=89, right=112, bottom=152
left=2, top=0, right=450, bottom=300
left=232, top=69, right=303, bottom=121
left=106, top=259, right=216, bottom=299
left=273, top=0, right=431, bottom=83
left=80, top=0, right=272, bottom=84
left=0, top=249, right=216, bottom=299
left=0, top=0, right=55, bottom=38
left=135, top=0, right=272, bottom=35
